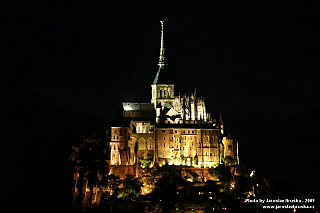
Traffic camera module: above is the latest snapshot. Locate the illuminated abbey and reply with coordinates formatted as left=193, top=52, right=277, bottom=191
left=108, top=21, right=239, bottom=170
left=70, top=21, right=241, bottom=207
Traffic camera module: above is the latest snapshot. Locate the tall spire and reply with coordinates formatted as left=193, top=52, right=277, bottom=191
left=158, top=20, right=165, bottom=69
left=153, top=20, right=169, bottom=85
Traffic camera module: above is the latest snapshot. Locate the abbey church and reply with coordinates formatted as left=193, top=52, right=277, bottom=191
left=108, top=21, right=239, bottom=170
left=70, top=21, right=241, bottom=207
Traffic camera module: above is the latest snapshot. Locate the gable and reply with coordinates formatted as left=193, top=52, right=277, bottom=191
left=165, top=107, right=179, bottom=116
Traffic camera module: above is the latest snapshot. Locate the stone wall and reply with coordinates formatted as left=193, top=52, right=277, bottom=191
left=181, top=167, right=217, bottom=182
left=109, top=165, right=136, bottom=179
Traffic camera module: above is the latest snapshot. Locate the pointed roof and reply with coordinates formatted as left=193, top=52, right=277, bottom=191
left=165, top=107, right=179, bottom=116
left=153, top=66, right=173, bottom=84
left=152, top=20, right=173, bottom=85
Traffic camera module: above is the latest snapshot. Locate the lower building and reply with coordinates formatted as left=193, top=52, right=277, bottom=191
left=108, top=114, right=239, bottom=170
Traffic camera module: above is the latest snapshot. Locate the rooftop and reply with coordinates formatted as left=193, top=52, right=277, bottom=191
left=122, top=102, right=155, bottom=111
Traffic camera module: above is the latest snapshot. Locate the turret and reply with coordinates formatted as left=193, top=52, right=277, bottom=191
left=218, top=113, right=224, bottom=134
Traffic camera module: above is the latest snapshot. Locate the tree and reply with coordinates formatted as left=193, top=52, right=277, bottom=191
left=139, top=154, right=154, bottom=169
left=220, top=154, right=225, bottom=164
left=107, top=174, right=122, bottom=197
left=189, top=171, right=199, bottom=182
left=99, top=173, right=122, bottom=200
left=224, top=156, right=237, bottom=166
left=237, top=165, right=250, bottom=177
left=118, top=174, right=142, bottom=200
left=152, top=165, right=185, bottom=210
left=214, top=164, right=232, bottom=182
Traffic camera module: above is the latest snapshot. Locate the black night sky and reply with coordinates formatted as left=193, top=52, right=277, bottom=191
left=1, top=0, right=320, bottom=207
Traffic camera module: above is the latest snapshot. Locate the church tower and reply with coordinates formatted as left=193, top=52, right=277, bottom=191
left=151, top=21, right=175, bottom=109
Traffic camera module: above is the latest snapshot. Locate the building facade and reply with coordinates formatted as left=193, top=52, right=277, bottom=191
left=108, top=21, right=239, bottom=170
left=69, top=21, right=241, bottom=208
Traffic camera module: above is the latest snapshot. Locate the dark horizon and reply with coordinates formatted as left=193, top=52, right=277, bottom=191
left=1, top=0, right=319, bottom=209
